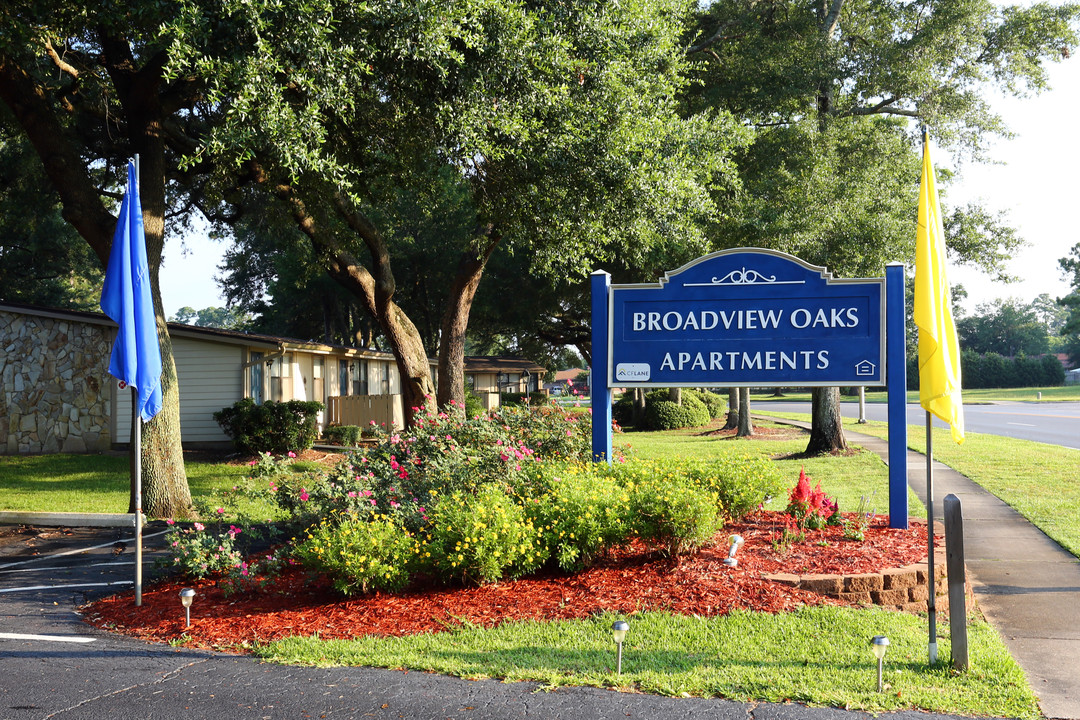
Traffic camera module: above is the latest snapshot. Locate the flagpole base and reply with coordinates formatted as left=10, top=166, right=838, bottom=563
left=928, top=641, right=938, bottom=665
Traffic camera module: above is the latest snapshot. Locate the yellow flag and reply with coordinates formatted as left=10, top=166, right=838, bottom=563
left=914, top=130, right=964, bottom=444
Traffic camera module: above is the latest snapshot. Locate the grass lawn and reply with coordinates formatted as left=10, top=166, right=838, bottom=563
left=623, top=420, right=925, bottom=519
left=259, top=606, right=1038, bottom=718
left=0, top=453, right=251, bottom=516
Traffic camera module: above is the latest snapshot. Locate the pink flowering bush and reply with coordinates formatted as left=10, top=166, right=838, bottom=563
left=164, top=520, right=246, bottom=580
left=351, top=402, right=592, bottom=531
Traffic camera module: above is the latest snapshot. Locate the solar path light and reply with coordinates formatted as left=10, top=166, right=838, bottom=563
left=611, top=620, right=629, bottom=675
left=180, top=588, right=196, bottom=628
left=722, top=534, right=744, bottom=567
left=871, top=635, right=890, bottom=692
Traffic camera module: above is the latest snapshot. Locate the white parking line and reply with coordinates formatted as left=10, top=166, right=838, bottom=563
left=0, top=580, right=133, bottom=594
left=0, top=529, right=171, bottom=570
left=0, top=632, right=96, bottom=643
left=1007, top=422, right=1037, bottom=427
left=0, top=561, right=133, bottom=575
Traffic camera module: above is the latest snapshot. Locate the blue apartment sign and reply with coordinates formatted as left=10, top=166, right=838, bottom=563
left=607, top=248, right=885, bottom=387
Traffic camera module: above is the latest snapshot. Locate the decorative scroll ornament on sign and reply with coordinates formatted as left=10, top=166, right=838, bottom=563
left=683, top=267, right=806, bottom=287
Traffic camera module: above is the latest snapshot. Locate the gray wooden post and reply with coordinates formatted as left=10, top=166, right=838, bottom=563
left=944, top=493, right=968, bottom=671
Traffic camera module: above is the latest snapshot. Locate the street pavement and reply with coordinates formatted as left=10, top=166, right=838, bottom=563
left=4, top=423, right=1080, bottom=720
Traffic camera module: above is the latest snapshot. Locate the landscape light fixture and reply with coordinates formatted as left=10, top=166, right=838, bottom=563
left=611, top=620, right=630, bottom=675
left=871, top=635, right=890, bottom=692
left=723, top=535, right=744, bottom=567
left=179, top=588, right=196, bottom=628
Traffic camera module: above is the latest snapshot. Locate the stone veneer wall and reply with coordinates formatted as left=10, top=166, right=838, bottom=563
left=1, top=309, right=114, bottom=453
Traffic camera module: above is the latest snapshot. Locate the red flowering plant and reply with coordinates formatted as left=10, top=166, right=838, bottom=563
left=785, top=468, right=841, bottom=530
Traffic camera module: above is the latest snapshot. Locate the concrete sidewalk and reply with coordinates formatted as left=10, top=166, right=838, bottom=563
left=840, top=425, right=1080, bottom=720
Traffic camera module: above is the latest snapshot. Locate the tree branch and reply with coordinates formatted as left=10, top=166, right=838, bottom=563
left=43, top=40, right=79, bottom=79
left=0, top=53, right=116, bottom=264
left=821, top=0, right=845, bottom=37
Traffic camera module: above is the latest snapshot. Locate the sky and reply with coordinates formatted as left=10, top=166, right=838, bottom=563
left=945, top=55, right=1080, bottom=310
left=157, top=54, right=1080, bottom=320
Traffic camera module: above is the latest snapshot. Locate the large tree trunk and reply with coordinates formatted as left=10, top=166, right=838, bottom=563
left=436, top=232, right=500, bottom=410
left=724, top=388, right=739, bottom=429
left=737, top=387, right=753, bottom=437
left=121, top=53, right=193, bottom=518
left=138, top=317, right=193, bottom=516
left=631, top=388, right=646, bottom=427
left=805, top=386, right=848, bottom=454
left=266, top=173, right=436, bottom=427
left=668, top=387, right=682, bottom=404
left=381, top=303, right=436, bottom=425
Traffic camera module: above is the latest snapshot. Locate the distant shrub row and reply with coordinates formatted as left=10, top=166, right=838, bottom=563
left=907, top=352, right=1064, bottom=390
left=613, top=388, right=726, bottom=430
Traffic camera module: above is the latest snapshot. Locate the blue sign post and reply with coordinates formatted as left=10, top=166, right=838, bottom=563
left=592, top=248, right=909, bottom=528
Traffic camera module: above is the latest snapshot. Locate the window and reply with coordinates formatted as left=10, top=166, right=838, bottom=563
left=269, top=354, right=291, bottom=401
left=379, top=362, right=391, bottom=395
left=339, top=359, right=348, bottom=396
left=249, top=352, right=264, bottom=404
left=351, top=359, right=368, bottom=395
left=313, top=356, right=325, bottom=403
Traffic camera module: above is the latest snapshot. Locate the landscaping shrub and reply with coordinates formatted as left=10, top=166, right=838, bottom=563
left=645, top=399, right=709, bottom=430
left=336, top=403, right=594, bottom=530
left=213, top=398, right=324, bottom=454
left=629, top=477, right=722, bottom=557
left=420, top=483, right=543, bottom=585
left=166, top=520, right=247, bottom=579
left=688, top=389, right=726, bottom=419
left=324, top=425, right=362, bottom=446
left=683, top=455, right=785, bottom=520
left=524, top=463, right=632, bottom=572
left=611, top=393, right=635, bottom=427
left=294, top=513, right=414, bottom=595
left=464, top=387, right=485, bottom=418
left=493, top=404, right=592, bottom=462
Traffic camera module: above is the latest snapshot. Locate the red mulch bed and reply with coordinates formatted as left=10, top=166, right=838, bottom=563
left=83, top=511, right=929, bottom=650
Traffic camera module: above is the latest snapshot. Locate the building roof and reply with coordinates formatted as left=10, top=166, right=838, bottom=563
left=0, top=302, right=394, bottom=359
left=463, top=356, right=546, bottom=375
left=554, top=368, right=588, bottom=383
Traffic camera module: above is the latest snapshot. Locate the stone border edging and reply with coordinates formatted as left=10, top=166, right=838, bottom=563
left=759, top=519, right=972, bottom=614
left=763, top=547, right=949, bottom=613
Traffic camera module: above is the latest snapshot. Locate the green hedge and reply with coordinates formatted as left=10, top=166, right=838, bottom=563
left=324, top=425, right=363, bottom=446
left=213, top=398, right=324, bottom=454
left=614, top=388, right=722, bottom=430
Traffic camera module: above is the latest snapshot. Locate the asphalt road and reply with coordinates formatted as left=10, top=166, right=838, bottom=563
left=757, top=400, right=1080, bottom=450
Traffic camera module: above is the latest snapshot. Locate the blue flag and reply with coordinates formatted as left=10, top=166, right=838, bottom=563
left=100, top=161, right=163, bottom=421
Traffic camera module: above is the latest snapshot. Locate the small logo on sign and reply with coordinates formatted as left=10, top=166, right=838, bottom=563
left=855, top=360, right=877, bottom=376
left=616, top=363, right=651, bottom=381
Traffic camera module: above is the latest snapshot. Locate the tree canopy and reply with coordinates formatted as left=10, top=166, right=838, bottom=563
left=169, top=0, right=745, bottom=421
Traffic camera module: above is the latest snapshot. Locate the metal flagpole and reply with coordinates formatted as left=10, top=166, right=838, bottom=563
left=926, top=411, right=936, bottom=663
left=133, top=153, right=143, bottom=607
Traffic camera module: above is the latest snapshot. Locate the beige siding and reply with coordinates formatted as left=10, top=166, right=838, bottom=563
left=116, top=337, right=243, bottom=443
